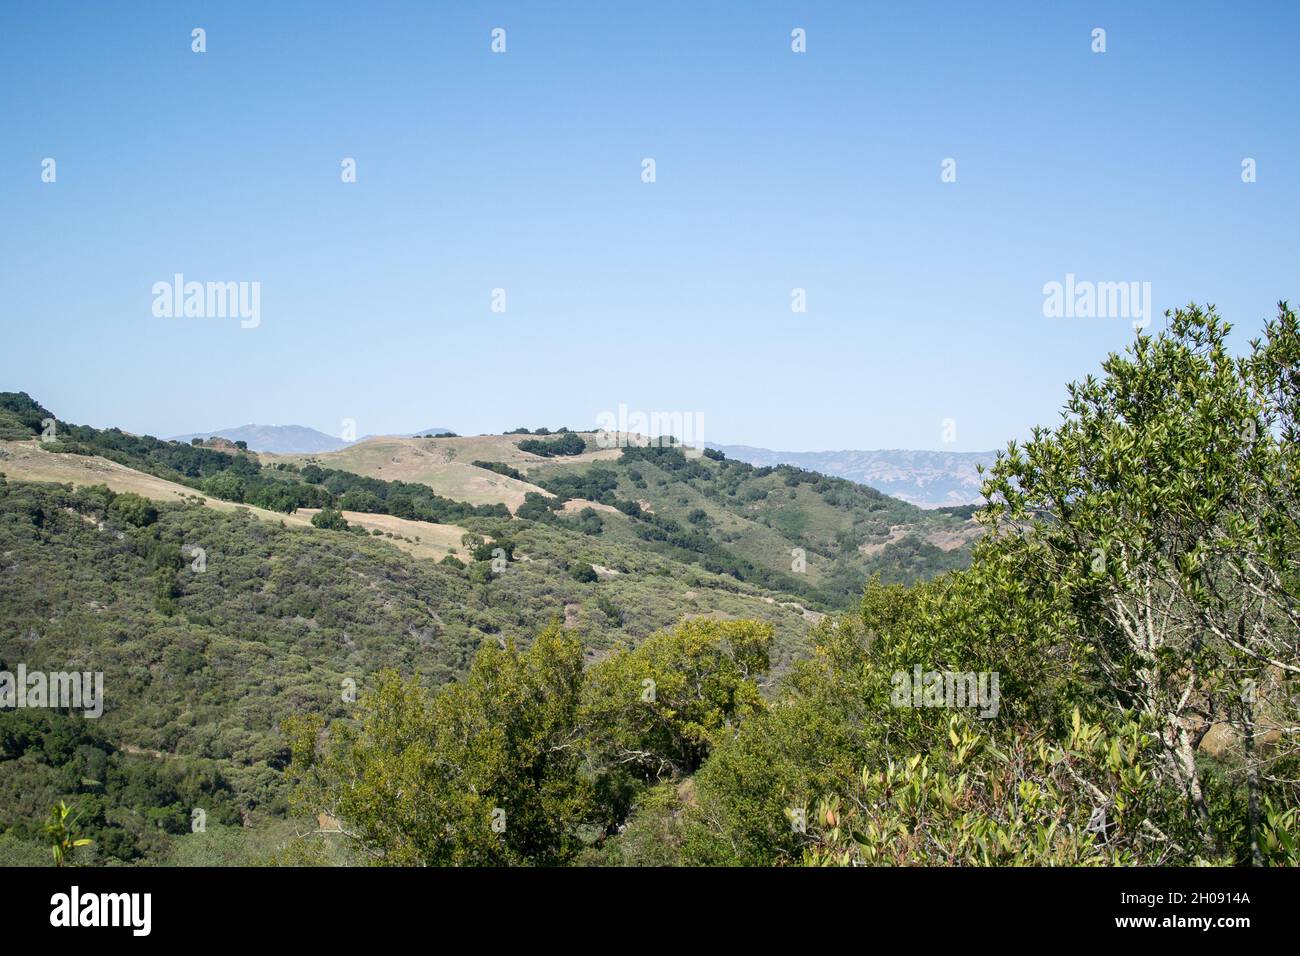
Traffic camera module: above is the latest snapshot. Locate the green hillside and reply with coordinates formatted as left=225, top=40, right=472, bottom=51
left=4, top=305, right=1293, bottom=869
left=517, top=442, right=978, bottom=605
left=0, top=391, right=974, bottom=864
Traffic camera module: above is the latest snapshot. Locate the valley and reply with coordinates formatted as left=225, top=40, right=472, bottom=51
left=0, top=390, right=979, bottom=865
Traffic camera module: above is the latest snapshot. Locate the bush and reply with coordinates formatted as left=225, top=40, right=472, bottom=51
left=518, top=434, right=587, bottom=457
left=108, top=492, right=158, bottom=527
left=311, top=508, right=349, bottom=531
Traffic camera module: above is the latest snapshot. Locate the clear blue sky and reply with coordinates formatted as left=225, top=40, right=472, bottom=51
left=2, top=1, right=1296, bottom=451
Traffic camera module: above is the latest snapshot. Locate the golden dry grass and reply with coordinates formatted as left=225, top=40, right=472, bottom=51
left=262, top=432, right=622, bottom=512
left=296, top=508, right=468, bottom=560
left=0, top=440, right=469, bottom=562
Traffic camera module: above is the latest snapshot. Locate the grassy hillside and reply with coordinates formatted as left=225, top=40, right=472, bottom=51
left=0, top=392, right=979, bottom=865
left=267, top=435, right=567, bottom=511
left=5, top=304, right=1295, bottom=869
left=0, top=475, right=832, bottom=863
left=284, top=431, right=981, bottom=607
left=270, top=305, right=1300, bottom=869
left=523, top=443, right=979, bottom=604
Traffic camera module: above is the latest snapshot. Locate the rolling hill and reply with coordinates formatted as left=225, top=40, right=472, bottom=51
left=165, top=417, right=996, bottom=507
left=272, top=431, right=982, bottom=602
left=168, top=424, right=459, bottom=454
left=0, top=390, right=981, bottom=864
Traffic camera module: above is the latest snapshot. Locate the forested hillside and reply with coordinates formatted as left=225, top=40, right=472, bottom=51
left=2, top=304, right=1297, bottom=867
left=281, top=431, right=980, bottom=606
left=281, top=304, right=1300, bottom=867
left=0, top=387, right=972, bottom=863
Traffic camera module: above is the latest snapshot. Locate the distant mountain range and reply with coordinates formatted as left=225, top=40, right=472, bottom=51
left=709, top=445, right=998, bottom=508
left=169, top=424, right=455, bottom=454
left=170, top=424, right=349, bottom=454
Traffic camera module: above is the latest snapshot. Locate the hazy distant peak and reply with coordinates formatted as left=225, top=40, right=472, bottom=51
left=708, top=444, right=997, bottom=509
left=168, top=424, right=349, bottom=454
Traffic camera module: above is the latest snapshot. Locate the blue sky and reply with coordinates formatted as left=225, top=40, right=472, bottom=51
left=1, top=1, right=1296, bottom=451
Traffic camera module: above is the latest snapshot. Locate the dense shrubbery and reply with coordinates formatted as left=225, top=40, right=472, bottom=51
left=0, top=478, right=508, bottom=862
left=472, top=460, right=525, bottom=481
left=284, top=304, right=1300, bottom=867
left=0, top=467, right=833, bottom=863
left=286, top=619, right=774, bottom=864
left=302, top=465, right=510, bottom=523
left=310, top=507, right=351, bottom=531
left=11, top=304, right=1295, bottom=868
left=0, top=709, right=242, bottom=864
left=532, top=466, right=620, bottom=504
left=517, top=433, right=587, bottom=457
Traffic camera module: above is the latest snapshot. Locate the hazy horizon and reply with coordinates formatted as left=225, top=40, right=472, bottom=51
left=10, top=398, right=1004, bottom=455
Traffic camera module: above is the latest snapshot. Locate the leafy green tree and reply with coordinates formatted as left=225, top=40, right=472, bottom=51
left=516, top=492, right=561, bottom=521
left=517, top=433, right=587, bottom=457
left=683, top=303, right=1299, bottom=869
left=310, top=508, right=349, bottom=531
left=201, top=471, right=246, bottom=503
left=803, top=712, right=1171, bottom=866
left=574, top=507, right=604, bottom=536
left=286, top=625, right=594, bottom=865
left=582, top=619, right=771, bottom=783
left=981, top=303, right=1300, bottom=860
left=108, top=492, right=158, bottom=527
